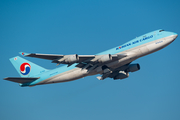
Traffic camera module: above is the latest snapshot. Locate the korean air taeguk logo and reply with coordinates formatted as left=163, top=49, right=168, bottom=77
left=20, top=63, right=31, bottom=75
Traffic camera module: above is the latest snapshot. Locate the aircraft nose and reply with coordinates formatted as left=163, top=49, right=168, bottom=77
left=172, top=34, right=178, bottom=41
left=174, top=34, right=178, bottom=39
left=165, top=32, right=178, bottom=43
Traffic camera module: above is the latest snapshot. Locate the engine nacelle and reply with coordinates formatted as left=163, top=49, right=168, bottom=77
left=98, top=54, right=112, bottom=63
left=114, top=71, right=129, bottom=80
left=126, top=64, right=140, bottom=72
left=64, top=54, right=79, bottom=64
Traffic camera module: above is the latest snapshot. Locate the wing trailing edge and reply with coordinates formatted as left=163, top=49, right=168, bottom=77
left=4, top=77, right=40, bottom=83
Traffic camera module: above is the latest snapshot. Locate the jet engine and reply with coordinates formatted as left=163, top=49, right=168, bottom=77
left=126, top=64, right=140, bottom=72
left=113, top=71, right=129, bottom=80
left=98, top=54, right=112, bottom=63
left=59, top=54, right=79, bottom=64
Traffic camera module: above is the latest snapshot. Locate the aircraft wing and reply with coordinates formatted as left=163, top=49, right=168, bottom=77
left=20, top=52, right=64, bottom=60
left=20, top=52, right=127, bottom=67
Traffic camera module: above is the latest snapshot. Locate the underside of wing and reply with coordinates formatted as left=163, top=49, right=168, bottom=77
left=4, top=77, right=39, bottom=83
left=96, top=63, right=140, bottom=80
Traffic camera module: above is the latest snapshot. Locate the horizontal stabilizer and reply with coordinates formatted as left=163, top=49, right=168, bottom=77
left=4, top=77, right=39, bottom=83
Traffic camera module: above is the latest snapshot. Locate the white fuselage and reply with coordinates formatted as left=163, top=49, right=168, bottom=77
left=36, top=35, right=177, bottom=85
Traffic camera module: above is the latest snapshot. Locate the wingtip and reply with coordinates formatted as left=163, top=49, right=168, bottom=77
left=3, top=77, right=8, bottom=80
left=19, top=52, right=30, bottom=56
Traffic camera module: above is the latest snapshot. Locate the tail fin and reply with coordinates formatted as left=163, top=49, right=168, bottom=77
left=10, top=56, right=49, bottom=77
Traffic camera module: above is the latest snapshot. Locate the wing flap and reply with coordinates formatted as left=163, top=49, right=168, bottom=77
left=4, top=77, right=40, bottom=83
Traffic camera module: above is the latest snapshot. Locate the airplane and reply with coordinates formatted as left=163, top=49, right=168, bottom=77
left=4, top=29, right=178, bottom=87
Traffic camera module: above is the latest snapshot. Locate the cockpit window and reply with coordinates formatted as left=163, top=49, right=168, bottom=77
left=159, top=30, right=164, bottom=32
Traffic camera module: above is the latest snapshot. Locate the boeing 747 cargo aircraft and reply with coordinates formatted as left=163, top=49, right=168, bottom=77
left=4, top=29, right=178, bottom=87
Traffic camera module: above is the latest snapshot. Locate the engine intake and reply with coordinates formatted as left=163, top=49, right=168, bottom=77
left=126, top=64, right=140, bottom=72
left=114, top=71, right=129, bottom=80
left=58, top=54, right=79, bottom=64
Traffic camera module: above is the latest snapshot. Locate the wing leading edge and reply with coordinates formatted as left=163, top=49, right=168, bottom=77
left=19, top=52, right=127, bottom=67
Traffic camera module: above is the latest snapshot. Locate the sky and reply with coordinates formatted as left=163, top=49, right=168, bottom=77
left=0, top=0, right=180, bottom=120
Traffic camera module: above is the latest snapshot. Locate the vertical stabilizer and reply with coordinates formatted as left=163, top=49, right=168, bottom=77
left=10, top=56, right=49, bottom=77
